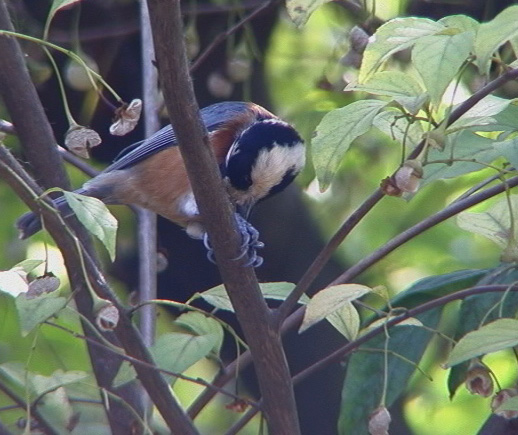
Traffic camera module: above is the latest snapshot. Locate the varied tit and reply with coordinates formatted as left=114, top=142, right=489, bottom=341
left=17, top=101, right=305, bottom=267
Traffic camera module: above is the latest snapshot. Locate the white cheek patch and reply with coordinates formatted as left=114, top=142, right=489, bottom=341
left=249, top=141, right=305, bottom=198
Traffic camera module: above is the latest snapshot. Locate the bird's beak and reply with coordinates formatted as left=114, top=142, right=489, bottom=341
left=236, top=201, right=254, bottom=220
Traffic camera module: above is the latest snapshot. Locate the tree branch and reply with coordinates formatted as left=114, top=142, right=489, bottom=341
left=0, top=2, right=140, bottom=430
left=145, top=0, right=300, bottom=432
left=292, top=284, right=517, bottom=385
left=277, top=66, right=518, bottom=321
left=0, top=143, right=198, bottom=434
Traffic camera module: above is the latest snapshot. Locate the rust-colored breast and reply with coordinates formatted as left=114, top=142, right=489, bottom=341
left=109, top=146, right=195, bottom=226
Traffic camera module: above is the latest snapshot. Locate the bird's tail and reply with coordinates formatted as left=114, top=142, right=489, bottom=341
left=16, top=188, right=87, bottom=239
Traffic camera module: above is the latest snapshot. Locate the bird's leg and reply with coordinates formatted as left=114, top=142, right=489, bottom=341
left=202, top=213, right=264, bottom=267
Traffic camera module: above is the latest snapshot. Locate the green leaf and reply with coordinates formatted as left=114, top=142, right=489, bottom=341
left=152, top=332, right=216, bottom=384
left=373, top=109, right=425, bottom=148
left=31, top=369, right=89, bottom=396
left=198, top=281, right=301, bottom=312
left=345, top=71, right=427, bottom=114
left=439, top=15, right=479, bottom=34
left=114, top=330, right=218, bottom=388
left=364, top=316, right=424, bottom=332
left=259, top=282, right=308, bottom=303
left=389, top=268, right=488, bottom=309
left=412, top=31, right=474, bottom=106
left=339, top=309, right=442, bottom=435
left=285, top=0, right=331, bottom=27
left=326, top=302, right=360, bottom=341
left=446, top=318, right=518, bottom=367
left=300, top=284, right=371, bottom=333
left=359, top=17, right=445, bottom=82
left=197, top=285, right=233, bottom=311
left=457, top=196, right=518, bottom=250
left=15, top=292, right=67, bottom=336
left=63, top=191, right=117, bottom=261
left=448, top=95, right=514, bottom=131
left=30, top=369, right=87, bottom=431
left=312, top=100, right=387, bottom=191
left=44, top=0, right=82, bottom=39
left=175, top=311, right=224, bottom=356
left=448, top=266, right=518, bottom=398
left=422, top=130, right=497, bottom=184
left=474, top=5, right=518, bottom=75
left=12, top=259, right=45, bottom=274
left=493, top=136, right=518, bottom=168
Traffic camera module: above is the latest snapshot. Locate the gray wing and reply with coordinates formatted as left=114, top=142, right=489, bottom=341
left=105, top=101, right=252, bottom=172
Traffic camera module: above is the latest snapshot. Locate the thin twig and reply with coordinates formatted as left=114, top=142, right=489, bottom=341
left=190, top=0, right=276, bottom=72
left=44, top=321, right=260, bottom=409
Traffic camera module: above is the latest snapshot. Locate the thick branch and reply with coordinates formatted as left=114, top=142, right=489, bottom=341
left=0, top=0, right=67, bottom=189
left=0, top=2, right=141, bottom=430
left=145, top=0, right=300, bottom=432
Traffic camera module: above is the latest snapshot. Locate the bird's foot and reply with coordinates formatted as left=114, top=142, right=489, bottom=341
left=203, top=213, right=264, bottom=267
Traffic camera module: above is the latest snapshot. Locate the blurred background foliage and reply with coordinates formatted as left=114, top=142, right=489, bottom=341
left=1, top=0, right=517, bottom=433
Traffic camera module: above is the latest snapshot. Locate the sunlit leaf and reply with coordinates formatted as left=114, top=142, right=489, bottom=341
left=474, top=5, right=518, bottom=75
left=312, top=100, right=387, bottom=191
left=12, top=259, right=45, bottom=275
left=63, top=191, right=117, bottom=261
left=152, top=332, right=216, bottom=384
left=31, top=369, right=89, bottom=396
left=363, top=316, right=424, bottom=333
left=359, top=17, right=445, bottom=82
left=412, top=31, right=474, bottom=106
left=197, top=282, right=301, bottom=312
left=326, top=302, right=360, bottom=341
left=448, top=96, right=514, bottom=131
left=439, top=15, right=479, bottom=33
left=300, top=284, right=371, bottom=333
left=446, top=318, right=518, bottom=367
left=345, top=71, right=427, bottom=114
left=197, top=285, right=233, bottom=311
left=422, top=130, right=497, bottom=184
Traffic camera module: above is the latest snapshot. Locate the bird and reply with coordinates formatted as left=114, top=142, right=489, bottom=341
left=17, top=101, right=306, bottom=267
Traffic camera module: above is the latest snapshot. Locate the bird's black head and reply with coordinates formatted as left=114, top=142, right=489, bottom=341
left=224, top=119, right=305, bottom=208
